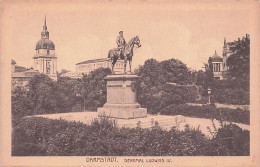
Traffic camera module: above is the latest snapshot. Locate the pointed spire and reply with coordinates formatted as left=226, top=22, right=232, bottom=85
left=44, top=15, right=46, bottom=27
left=41, top=15, right=49, bottom=39
left=43, top=15, right=47, bottom=31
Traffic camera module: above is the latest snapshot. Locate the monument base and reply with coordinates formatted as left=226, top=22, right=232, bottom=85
left=97, top=74, right=147, bottom=119
left=98, top=107, right=147, bottom=119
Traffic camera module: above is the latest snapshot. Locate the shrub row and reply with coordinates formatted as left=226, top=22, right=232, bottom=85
left=213, top=78, right=249, bottom=91
left=160, top=104, right=249, bottom=125
left=12, top=117, right=249, bottom=156
left=11, top=68, right=112, bottom=118
left=137, top=84, right=200, bottom=114
left=211, top=88, right=249, bottom=105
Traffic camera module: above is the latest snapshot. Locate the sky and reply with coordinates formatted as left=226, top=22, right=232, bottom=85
left=1, top=0, right=250, bottom=72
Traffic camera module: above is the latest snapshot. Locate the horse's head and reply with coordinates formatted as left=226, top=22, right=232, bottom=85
left=134, top=36, right=141, bottom=48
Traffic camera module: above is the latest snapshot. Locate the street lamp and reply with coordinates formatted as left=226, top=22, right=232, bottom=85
left=76, top=93, right=85, bottom=111
left=207, top=87, right=212, bottom=104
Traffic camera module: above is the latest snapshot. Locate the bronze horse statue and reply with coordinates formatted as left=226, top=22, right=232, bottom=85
left=108, top=36, right=141, bottom=74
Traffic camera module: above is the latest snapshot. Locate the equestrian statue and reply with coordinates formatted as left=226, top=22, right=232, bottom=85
left=108, top=31, right=141, bottom=74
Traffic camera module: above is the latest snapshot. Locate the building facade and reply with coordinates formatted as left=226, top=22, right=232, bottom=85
left=11, top=60, right=40, bottom=89
left=62, top=58, right=124, bottom=78
left=60, top=71, right=83, bottom=79
left=11, top=59, right=16, bottom=73
left=76, top=58, right=124, bottom=74
left=210, top=34, right=250, bottom=80
left=33, top=17, right=57, bottom=81
left=211, top=50, right=224, bottom=80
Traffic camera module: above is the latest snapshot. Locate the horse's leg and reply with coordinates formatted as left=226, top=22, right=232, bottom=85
left=109, top=51, right=114, bottom=74
left=112, top=62, right=115, bottom=74
left=129, top=59, right=132, bottom=73
left=124, top=55, right=127, bottom=74
left=112, top=60, right=117, bottom=74
left=108, top=50, right=116, bottom=74
left=112, top=55, right=119, bottom=74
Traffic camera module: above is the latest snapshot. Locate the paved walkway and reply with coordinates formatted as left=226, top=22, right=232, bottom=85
left=33, top=111, right=249, bottom=138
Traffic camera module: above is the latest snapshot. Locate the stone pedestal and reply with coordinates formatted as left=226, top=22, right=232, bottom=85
left=98, top=74, right=147, bottom=119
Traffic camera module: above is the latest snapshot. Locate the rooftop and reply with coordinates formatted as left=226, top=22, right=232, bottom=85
left=12, top=69, right=40, bottom=78
left=211, top=50, right=223, bottom=62
left=76, top=58, right=111, bottom=65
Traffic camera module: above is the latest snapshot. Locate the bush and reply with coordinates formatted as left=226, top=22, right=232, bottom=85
left=206, top=124, right=250, bottom=156
left=213, top=78, right=249, bottom=91
left=11, top=68, right=111, bottom=118
left=12, top=117, right=249, bottom=156
left=11, top=74, right=83, bottom=118
left=136, top=58, right=199, bottom=114
left=160, top=84, right=199, bottom=105
left=212, top=88, right=249, bottom=105
left=81, top=68, right=112, bottom=111
left=12, top=86, right=34, bottom=118
left=137, top=83, right=200, bottom=114
left=160, top=104, right=249, bottom=125
left=195, top=78, right=250, bottom=105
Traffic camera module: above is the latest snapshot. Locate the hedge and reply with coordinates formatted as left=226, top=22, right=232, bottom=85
left=160, top=104, right=249, bottom=125
left=212, top=88, right=249, bottom=105
left=137, top=84, right=200, bottom=114
left=12, top=117, right=249, bottom=156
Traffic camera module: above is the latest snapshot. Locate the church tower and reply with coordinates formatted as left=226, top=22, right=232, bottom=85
left=222, top=38, right=228, bottom=72
left=33, top=16, right=57, bottom=81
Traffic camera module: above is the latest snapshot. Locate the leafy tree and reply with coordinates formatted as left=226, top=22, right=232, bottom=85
left=160, top=58, right=192, bottom=85
left=57, top=69, right=70, bottom=78
left=26, top=74, right=62, bottom=114
left=14, top=74, right=82, bottom=116
left=136, top=58, right=195, bottom=114
left=195, top=70, right=206, bottom=87
left=56, top=77, right=82, bottom=112
left=82, top=68, right=112, bottom=111
left=136, top=59, right=162, bottom=88
left=15, top=65, right=27, bottom=72
left=226, top=35, right=250, bottom=79
left=12, top=86, right=34, bottom=118
left=136, top=58, right=192, bottom=90
left=203, top=57, right=214, bottom=89
left=136, top=59, right=164, bottom=114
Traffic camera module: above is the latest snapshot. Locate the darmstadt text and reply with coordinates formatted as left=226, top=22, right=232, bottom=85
left=86, top=157, right=117, bottom=162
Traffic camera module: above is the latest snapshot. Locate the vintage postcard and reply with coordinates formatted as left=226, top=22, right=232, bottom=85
left=1, top=0, right=260, bottom=166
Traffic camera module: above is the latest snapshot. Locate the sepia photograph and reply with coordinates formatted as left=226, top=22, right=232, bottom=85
left=1, top=0, right=260, bottom=166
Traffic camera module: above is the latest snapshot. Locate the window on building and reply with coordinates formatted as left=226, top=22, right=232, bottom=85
left=214, top=63, right=220, bottom=72
left=47, top=61, right=50, bottom=68
left=46, top=68, right=50, bottom=74
left=47, top=50, right=50, bottom=55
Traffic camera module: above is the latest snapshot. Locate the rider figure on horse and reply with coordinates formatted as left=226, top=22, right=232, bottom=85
left=116, top=31, right=126, bottom=59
